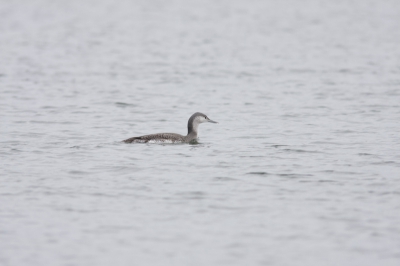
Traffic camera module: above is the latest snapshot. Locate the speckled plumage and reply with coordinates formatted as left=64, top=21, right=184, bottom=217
left=123, top=112, right=217, bottom=144
left=123, top=133, right=185, bottom=143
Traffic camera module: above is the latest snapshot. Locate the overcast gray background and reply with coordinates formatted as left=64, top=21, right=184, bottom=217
left=1, top=0, right=400, bottom=265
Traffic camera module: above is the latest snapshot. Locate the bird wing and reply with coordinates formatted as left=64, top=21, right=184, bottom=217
left=123, top=133, right=184, bottom=143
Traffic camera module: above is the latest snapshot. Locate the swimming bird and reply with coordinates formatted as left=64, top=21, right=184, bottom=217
left=123, top=112, right=218, bottom=143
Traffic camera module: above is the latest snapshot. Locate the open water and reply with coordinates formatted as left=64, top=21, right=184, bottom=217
left=1, top=0, right=400, bottom=265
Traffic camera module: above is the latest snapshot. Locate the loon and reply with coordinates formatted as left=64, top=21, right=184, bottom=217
left=123, top=112, right=218, bottom=143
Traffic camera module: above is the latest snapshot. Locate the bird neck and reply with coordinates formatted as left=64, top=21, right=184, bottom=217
left=186, top=121, right=198, bottom=141
left=187, top=121, right=199, bottom=135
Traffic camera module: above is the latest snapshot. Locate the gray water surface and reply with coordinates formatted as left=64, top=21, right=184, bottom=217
left=1, top=0, right=400, bottom=265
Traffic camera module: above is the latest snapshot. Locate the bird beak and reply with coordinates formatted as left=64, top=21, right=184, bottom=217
left=208, top=118, right=218, bottom=123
